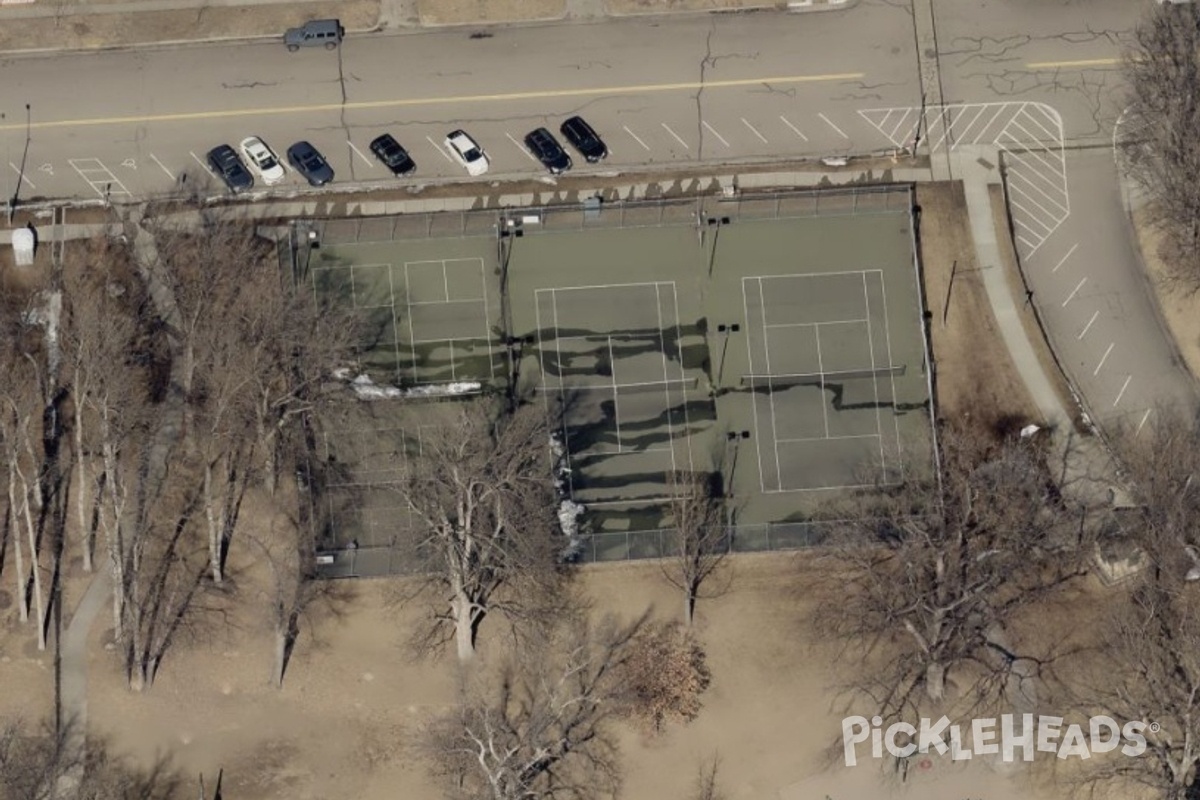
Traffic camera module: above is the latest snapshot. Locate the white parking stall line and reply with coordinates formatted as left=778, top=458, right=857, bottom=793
left=149, top=153, right=175, bottom=180
left=951, top=105, right=991, bottom=145
left=1077, top=310, right=1100, bottom=340
left=1113, top=375, right=1133, bottom=408
left=702, top=121, right=730, bottom=148
left=190, top=151, right=216, bottom=176
left=347, top=140, right=374, bottom=167
left=661, top=123, right=690, bottom=150
left=506, top=132, right=542, bottom=164
left=9, top=163, right=35, bottom=189
left=426, top=136, right=455, bottom=164
left=623, top=125, right=651, bottom=151
left=741, top=117, right=769, bottom=144
left=1093, top=342, right=1115, bottom=376
left=1062, top=277, right=1087, bottom=307
left=1051, top=243, right=1079, bottom=273
left=881, top=108, right=916, bottom=143
left=779, top=115, right=808, bottom=141
left=1136, top=408, right=1152, bottom=436
left=818, top=112, right=850, bottom=140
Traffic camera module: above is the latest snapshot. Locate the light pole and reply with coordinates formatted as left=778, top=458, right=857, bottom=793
left=9, top=104, right=31, bottom=224
left=724, top=430, right=750, bottom=550
left=715, top=323, right=740, bottom=388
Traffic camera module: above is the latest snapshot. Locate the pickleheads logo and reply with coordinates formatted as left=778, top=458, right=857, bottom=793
left=842, top=714, right=1151, bottom=766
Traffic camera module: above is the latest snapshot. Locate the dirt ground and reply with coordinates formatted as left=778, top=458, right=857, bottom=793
left=1131, top=206, right=1200, bottom=384
left=916, top=183, right=1039, bottom=426
left=1, top=542, right=1074, bottom=800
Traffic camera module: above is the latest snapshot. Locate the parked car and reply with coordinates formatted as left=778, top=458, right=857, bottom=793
left=284, top=19, right=344, bottom=51
left=560, top=116, right=608, bottom=163
left=369, top=134, right=416, bottom=176
left=524, top=127, right=572, bottom=175
left=444, top=129, right=489, bottom=177
left=239, top=136, right=285, bottom=185
left=206, top=144, right=253, bottom=193
left=286, top=141, right=334, bottom=186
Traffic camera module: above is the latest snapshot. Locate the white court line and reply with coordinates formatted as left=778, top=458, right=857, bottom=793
left=702, top=121, right=730, bottom=148
left=813, top=323, right=830, bottom=439
left=758, top=279, right=785, bottom=490
left=477, top=261, right=497, bottom=381
left=741, top=117, right=768, bottom=143
left=539, top=279, right=669, bottom=293
left=1093, top=342, right=1115, bottom=376
left=742, top=279, right=769, bottom=495
left=779, top=115, right=808, bottom=141
left=549, top=291, right=575, bottom=494
left=862, top=272, right=886, bottom=474
left=1062, top=277, right=1086, bottom=307
left=442, top=261, right=450, bottom=302
left=777, top=433, right=880, bottom=444
left=818, top=112, right=850, bottom=139
left=347, top=140, right=373, bottom=167
left=765, top=318, right=868, bottom=329
left=758, top=267, right=881, bottom=281
left=877, top=269, right=904, bottom=476
left=189, top=151, right=216, bottom=176
left=403, top=263, right=419, bottom=382
left=149, top=154, right=175, bottom=180
left=1051, top=243, right=1078, bottom=273
left=9, top=163, right=34, bottom=188
left=387, top=262, right=404, bottom=380
left=608, top=335, right=622, bottom=453
left=506, top=132, right=541, bottom=164
left=654, top=283, right=680, bottom=478
left=407, top=298, right=487, bottom=306
left=1136, top=408, right=1152, bottom=437
left=1077, top=310, right=1099, bottom=340
left=661, top=123, right=690, bottom=149
left=624, top=125, right=651, bottom=151
left=1113, top=375, right=1133, bottom=408
left=669, top=282, right=695, bottom=475
left=426, top=136, right=455, bottom=163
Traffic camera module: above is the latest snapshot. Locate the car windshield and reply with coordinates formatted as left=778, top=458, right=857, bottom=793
left=463, top=148, right=481, bottom=161
left=258, top=154, right=277, bottom=169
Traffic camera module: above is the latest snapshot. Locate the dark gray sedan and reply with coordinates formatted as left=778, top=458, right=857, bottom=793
left=287, top=141, right=334, bottom=186
left=206, top=144, right=254, bottom=193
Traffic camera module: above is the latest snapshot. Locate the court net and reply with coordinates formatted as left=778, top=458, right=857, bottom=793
left=740, top=365, right=904, bottom=389
left=536, top=377, right=699, bottom=396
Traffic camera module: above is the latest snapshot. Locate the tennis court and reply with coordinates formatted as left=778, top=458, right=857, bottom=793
left=294, top=187, right=936, bottom=568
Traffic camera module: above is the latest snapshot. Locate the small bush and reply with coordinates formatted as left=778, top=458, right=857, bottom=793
left=616, top=621, right=710, bottom=733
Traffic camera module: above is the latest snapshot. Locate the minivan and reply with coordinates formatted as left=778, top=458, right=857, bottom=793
left=284, top=19, right=344, bottom=51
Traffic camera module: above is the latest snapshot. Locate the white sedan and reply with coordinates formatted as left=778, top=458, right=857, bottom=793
left=444, top=130, right=489, bottom=177
left=239, top=136, right=286, bottom=185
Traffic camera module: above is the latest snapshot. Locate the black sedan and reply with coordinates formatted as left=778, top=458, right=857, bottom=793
left=524, top=127, right=572, bottom=175
left=559, top=116, right=608, bottom=163
left=369, top=134, right=417, bottom=176
left=287, top=141, right=334, bottom=186
left=206, top=144, right=254, bottom=193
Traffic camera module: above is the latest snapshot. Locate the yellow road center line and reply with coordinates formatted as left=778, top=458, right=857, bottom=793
left=0, top=72, right=865, bottom=132
left=1025, top=57, right=1122, bottom=70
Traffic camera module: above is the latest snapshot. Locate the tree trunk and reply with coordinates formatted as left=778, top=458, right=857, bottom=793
left=684, top=589, right=695, bottom=628
left=272, top=627, right=287, bottom=689
left=74, top=384, right=92, bottom=572
left=925, top=661, right=946, bottom=702
left=203, top=461, right=223, bottom=584
left=8, top=465, right=28, bottom=623
left=20, top=470, right=46, bottom=651
left=452, top=593, right=477, bottom=663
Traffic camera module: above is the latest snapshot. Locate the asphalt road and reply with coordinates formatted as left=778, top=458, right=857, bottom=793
left=2, top=0, right=1194, bottom=427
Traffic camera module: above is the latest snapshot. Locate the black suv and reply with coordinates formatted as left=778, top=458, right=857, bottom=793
left=287, top=141, right=335, bottom=186
left=525, top=128, right=572, bottom=175
left=369, top=134, right=416, bottom=176
left=206, top=144, right=254, bottom=193
left=559, top=116, right=608, bottom=163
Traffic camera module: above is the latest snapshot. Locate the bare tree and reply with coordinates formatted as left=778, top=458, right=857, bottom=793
left=1122, top=1, right=1200, bottom=290
left=248, top=492, right=351, bottom=688
left=396, top=400, right=565, bottom=663
left=812, top=422, right=1086, bottom=724
left=662, top=469, right=729, bottom=627
left=691, top=754, right=724, bottom=800
left=0, top=715, right=183, bottom=800
left=422, top=614, right=640, bottom=800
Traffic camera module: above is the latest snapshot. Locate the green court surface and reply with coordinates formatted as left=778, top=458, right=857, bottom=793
left=297, top=187, right=937, bottom=567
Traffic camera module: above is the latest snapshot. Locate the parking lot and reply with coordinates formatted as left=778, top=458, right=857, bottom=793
left=300, top=187, right=935, bottom=569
